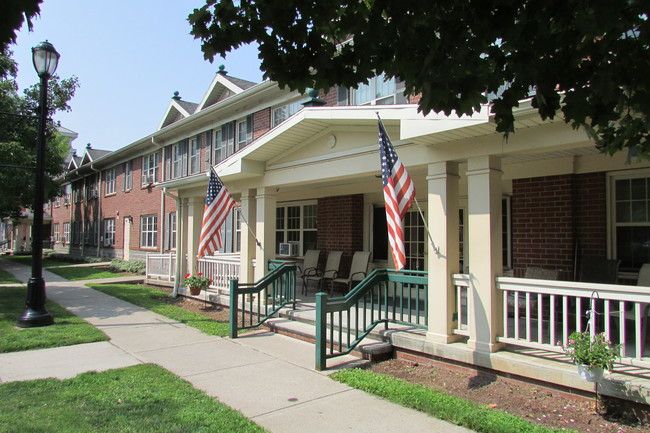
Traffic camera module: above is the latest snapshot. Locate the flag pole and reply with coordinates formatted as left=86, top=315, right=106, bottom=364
left=209, top=167, right=263, bottom=251
left=376, top=112, right=439, bottom=255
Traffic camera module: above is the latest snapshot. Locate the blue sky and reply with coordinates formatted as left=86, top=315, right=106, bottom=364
left=12, top=0, right=263, bottom=152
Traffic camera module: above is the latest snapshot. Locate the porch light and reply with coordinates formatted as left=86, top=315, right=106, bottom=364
left=32, top=40, right=60, bottom=78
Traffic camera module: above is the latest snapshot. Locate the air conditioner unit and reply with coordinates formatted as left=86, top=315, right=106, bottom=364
left=278, top=241, right=299, bottom=257
left=144, top=175, right=154, bottom=186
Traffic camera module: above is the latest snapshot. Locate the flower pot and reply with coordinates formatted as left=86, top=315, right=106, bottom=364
left=577, top=364, right=604, bottom=382
left=189, top=286, right=202, bottom=296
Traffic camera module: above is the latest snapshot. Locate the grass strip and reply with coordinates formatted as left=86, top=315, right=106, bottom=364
left=332, top=369, right=576, bottom=433
left=2, top=255, right=77, bottom=268
left=0, top=268, right=20, bottom=284
left=88, top=283, right=230, bottom=337
left=0, top=363, right=268, bottom=433
left=47, top=266, right=130, bottom=281
left=0, top=286, right=109, bottom=353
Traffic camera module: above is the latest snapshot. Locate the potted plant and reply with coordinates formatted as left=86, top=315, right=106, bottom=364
left=184, top=273, right=211, bottom=296
left=561, top=331, right=620, bottom=382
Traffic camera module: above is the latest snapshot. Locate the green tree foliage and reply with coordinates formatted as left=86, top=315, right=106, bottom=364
left=189, top=1, right=650, bottom=156
left=0, top=0, right=43, bottom=50
left=0, top=48, right=79, bottom=219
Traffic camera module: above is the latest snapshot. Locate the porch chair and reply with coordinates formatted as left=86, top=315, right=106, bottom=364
left=304, top=251, right=343, bottom=295
left=330, top=251, right=372, bottom=294
left=612, top=263, right=650, bottom=344
left=299, top=249, right=321, bottom=295
left=508, top=267, right=560, bottom=314
left=579, top=257, right=621, bottom=284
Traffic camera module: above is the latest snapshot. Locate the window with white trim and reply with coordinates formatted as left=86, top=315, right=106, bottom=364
left=62, top=222, right=70, bottom=243
left=276, top=202, right=317, bottom=256
left=189, top=137, right=201, bottom=174
left=236, top=115, right=253, bottom=150
left=142, top=153, right=158, bottom=185
left=213, top=122, right=235, bottom=164
left=104, top=218, right=115, bottom=246
left=352, top=73, right=397, bottom=105
left=172, top=140, right=188, bottom=179
left=610, top=170, right=650, bottom=271
left=219, top=207, right=241, bottom=254
left=141, top=214, right=157, bottom=248
left=52, top=223, right=59, bottom=242
left=123, top=160, right=132, bottom=191
left=272, top=100, right=303, bottom=127
left=165, top=212, right=177, bottom=250
left=105, top=168, right=116, bottom=195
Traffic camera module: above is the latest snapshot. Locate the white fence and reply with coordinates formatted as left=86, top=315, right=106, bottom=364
left=146, top=252, right=176, bottom=282
left=497, top=277, right=650, bottom=367
left=198, top=254, right=241, bottom=291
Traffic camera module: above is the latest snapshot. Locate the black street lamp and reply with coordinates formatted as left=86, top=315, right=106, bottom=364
left=16, top=41, right=60, bottom=328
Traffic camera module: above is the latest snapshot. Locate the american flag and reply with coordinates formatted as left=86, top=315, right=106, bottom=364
left=197, top=169, right=235, bottom=259
left=379, top=120, right=415, bottom=270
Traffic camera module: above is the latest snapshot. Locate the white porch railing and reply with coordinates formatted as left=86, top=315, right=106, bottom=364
left=198, top=254, right=241, bottom=291
left=497, top=277, right=650, bottom=367
left=146, top=252, right=176, bottom=282
left=452, top=274, right=471, bottom=337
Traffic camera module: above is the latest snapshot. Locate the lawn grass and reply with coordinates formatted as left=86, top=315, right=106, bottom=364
left=2, top=255, right=77, bottom=268
left=0, top=363, right=268, bottom=433
left=0, top=268, right=20, bottom=284
left=332, top=369, right=576, bottom=433
left=46, top=266, right=129, bottom=281
left=0, top=286, right=109, bottom=353
left=88, top=283, right=231, bottom=337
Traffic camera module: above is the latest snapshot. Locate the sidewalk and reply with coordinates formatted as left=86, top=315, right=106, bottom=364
left=0, top=258, right=473, bottom=433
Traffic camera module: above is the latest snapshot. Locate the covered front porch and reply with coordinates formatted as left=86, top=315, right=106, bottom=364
left=150, top=103, right=650, bottom=405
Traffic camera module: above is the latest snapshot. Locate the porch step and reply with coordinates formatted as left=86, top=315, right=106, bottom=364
left=265, top=313, right=394, bottom=363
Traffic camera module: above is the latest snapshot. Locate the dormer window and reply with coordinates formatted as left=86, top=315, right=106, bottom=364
left=352, top=73, right=397, bottom=105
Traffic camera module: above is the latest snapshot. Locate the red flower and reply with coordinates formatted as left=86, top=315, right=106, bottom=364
left=185, top=273, right=191, bottom=278
left=197, top=273, right=203, bottom=276
left=209, top=279, right=213, bottom=283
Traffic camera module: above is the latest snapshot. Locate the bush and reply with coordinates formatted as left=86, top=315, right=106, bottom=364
left=109, top=258, right=146, bottom=274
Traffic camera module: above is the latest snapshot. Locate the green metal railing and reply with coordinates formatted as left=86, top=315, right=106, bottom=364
left=315, top=268, right=428, bottom=370
left=229, top=262, right=297, bottom=338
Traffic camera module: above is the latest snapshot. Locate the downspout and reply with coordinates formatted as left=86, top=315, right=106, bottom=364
left=163, top=187, right=181, bottom=297
left=90, top=164, right=101, bottom=257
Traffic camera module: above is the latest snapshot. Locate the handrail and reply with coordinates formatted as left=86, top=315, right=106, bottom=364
left=315, top=268, right=428, bottom=370
left=229, top=262, right=297, bottom=338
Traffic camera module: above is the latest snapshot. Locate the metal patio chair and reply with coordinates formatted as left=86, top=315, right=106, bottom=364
left=330, top=251, right=372, bottom=294
left=299, top=249, right=321, bottom=295
left=304, top=251, right=342, bottom=295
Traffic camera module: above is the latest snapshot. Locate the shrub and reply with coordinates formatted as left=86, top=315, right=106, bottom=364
left=109, top=258, right=145, bottom=274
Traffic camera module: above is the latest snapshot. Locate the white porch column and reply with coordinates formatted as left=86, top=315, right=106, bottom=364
left=426, top=161, right=461, bottom=343
left=239, top=188, right=257, bottom=283
left=255, top=187, right=276, bottom=280
left=467, top=155, right=504, bottom=352
left=177, top=198, right=189, bottom=284
left=187, top=197, right=204, bottom=274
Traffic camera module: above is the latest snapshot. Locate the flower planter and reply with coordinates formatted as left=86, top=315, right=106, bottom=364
left=189, top=287, right=202, bottom=296
left=577, top=364, right=604, bottom=383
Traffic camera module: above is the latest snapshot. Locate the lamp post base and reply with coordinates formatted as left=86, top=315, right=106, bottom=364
left=16, top=277, right=53, bottom=328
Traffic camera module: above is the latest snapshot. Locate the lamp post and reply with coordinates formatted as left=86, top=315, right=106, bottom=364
left=16, top=41, right=60, bottom=328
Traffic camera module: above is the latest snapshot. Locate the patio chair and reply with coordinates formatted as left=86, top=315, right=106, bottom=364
left=298, top=249, right=321, bottom=295
left=330, top=251, right=372, bottom=294
left=304, top=251, right=343, bottom=294
left=579, top=257, right=621, bottom=284
left=507, top=267, right=560, bottom=315
left=612, top=263, right=650, bottom=344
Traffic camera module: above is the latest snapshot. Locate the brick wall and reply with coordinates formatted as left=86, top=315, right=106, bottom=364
left=253, top=108, right=271, bottom=140
left=317, top=194, right=364, bottom=276
left=511, top=173, right=607, bottom=280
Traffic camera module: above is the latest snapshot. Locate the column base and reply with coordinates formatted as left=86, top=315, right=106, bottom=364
left=467, top=339, right=505, bottom=353
left=16, top=307, right=54, bottom=328
left=426, top=331, right=463, bottom=344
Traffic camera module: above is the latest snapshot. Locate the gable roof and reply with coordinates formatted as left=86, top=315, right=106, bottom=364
left=67, top=155, right=82, bottom=170
left=196, top=67, right=258, bottom=112
left=159, top=92, right=200, bottom=129
left=80, top=145, right=111, bottom=166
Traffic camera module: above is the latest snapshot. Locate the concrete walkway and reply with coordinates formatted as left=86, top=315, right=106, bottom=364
left=0, top=258, right=473, bottom=433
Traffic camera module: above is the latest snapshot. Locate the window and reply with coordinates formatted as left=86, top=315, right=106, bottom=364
left=105, top=168, right=116, bottom=195
left=141, top=214, right=157, bottom=248
left=123, top=161, right=132, bottom=191
left=237, top=115, right=253, bottom=150
left=165, top=212, right=177, bottom=250
left=189, top=137, right=201, bottom=174
left=63, top=184, right=71, bottom=205
left=213, top=122, right=235, bottom=164
left=276, top=202, right=317, bottom=255
left=352, top=74, right=400, bottom=105
left=172, top=141, right=188, bottom=179
left=52, top=223, right=59, bottom=242
left=610, top=170, right=650, bottom=271
left=372, top=206, right=425, bottom=270
left=54, top=196, right=60, bottom=207
left=62, top=222, right=70, bottom=243
left=104, top=219, right=115, bottom=246
left=142, top=153, right=159, bottom=185
left=218, top=208, right=241, bottom=254
left=84, top=220, right=98, bottom=246
left=86, top=175, right=98, bottom=200
left=272, top=100, right=303, bottom=127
